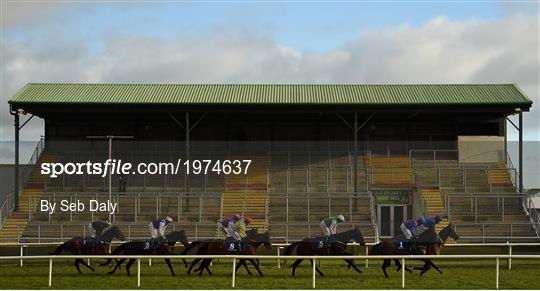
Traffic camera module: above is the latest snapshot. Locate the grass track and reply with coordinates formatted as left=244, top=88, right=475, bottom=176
left=1, top=259, right=539, bottom=289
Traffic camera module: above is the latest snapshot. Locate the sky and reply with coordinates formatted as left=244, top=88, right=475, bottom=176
left=0, top=1, right=539, bottom=185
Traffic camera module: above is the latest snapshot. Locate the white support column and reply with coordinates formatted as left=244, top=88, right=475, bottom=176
left=19, top=245, right=24, bottom=267
left=312, top=258, right=316, bottom=289
left=401, top=258, right=405, bottom=289
left=48, top=258, right=53, bottom=287
left=137, top=259, right=141, bottom=288
left=496, top=258, right=500, bottom=289
left=232, top=258, right=237, bottom=288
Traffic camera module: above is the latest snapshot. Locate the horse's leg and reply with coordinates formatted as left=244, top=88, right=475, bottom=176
left=291, top=259, right=303, bottom=276
left=249, top=258, right=263, bottom=276
left=428, top=260, right=442, bottom=274
left=194, top=259, right=207, bottom=273
left=79, top=259, right=96, bottom=272
left=419, top=260, right=431, bottom=276
left=344, top=259, right=362, bottom=274
left=164, top=258, right=175, bottom=276
left=395, top=259, right=402, bottom=271
left=310, top=259, right=325, bottom=276
left=125, top=259, right=136, bottom=276
left=198, top=259, right=210, bottom=276
left=108, top=258, right=126, bottom=275
left=204, top=259, right=213, bottom=275
left=382, top=259, right=390, bottom=278
left=236, top=259, right=253, bottom=275
left=75, top=259, right=82, bottom=274
left=187, top=258, right=202, bottom=275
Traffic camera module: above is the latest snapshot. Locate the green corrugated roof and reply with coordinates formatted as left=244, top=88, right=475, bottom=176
left=8, top=83, right=533, bottom=106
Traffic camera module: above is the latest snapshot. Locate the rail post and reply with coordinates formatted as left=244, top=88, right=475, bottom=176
left=312, top=258, right=316, bottom=289
left=19, top=244, right=25, bottom=267
left=277, top=247, right=281, bottom=268
left=365, top=245, right=369, bottom=268
left=496, top=258, right=499, bottom=289
left=401, top=258, right=405, bottom=288
left=137, top=258, right=141, bottom=288
left=232, top=258, right=236, bottom=287
left=48, top=258, right=53, bottom=287
left=508, top=243, right=512, bottom=270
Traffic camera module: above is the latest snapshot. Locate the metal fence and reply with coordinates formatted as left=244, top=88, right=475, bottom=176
left=1, top=253, right=539, bottom=289
left=0, top=192, right=14, bottom=229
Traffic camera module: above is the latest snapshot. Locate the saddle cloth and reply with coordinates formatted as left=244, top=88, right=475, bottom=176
left=82, top=238, right=101, bottom=248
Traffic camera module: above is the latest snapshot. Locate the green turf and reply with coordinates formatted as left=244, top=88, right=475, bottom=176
left=0, top=259, right=539, bottom=289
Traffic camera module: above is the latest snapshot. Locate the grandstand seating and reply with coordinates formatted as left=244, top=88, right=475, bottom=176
left=0, top=154, right=56, bottom=242
left=412, top=159, right=537, bottom=242
left=1, top=147, right=538, bottom=244
left=221, top=155, right=269, bottom=231
left=367, top=155, right=414, bottom=187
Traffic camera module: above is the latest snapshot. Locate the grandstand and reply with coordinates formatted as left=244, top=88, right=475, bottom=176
left=1, top=83, right=538, bottom=244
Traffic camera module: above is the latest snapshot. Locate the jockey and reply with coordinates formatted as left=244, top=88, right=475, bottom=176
left=320, top=215, right=345, bottom=237
left=419, top=214, right=443, bottom=231
left=231, top=215, right=252, bottom=250
left=400, top=218, right=422, bottom=240
left=148, top=216, right=173, bottom=243
left=218, top=214, right=241, bottom=238
left=88, top=220, right=111, bottom=239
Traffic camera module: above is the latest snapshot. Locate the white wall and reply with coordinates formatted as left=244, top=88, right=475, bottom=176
left=458, top=136, right=505, bottom=163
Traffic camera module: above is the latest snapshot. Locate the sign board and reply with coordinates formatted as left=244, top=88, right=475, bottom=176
left=373, top=190, right=412, bottom=204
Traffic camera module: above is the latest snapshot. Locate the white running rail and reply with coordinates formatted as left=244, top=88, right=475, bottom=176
left=0, top=253, right=539, bottom=289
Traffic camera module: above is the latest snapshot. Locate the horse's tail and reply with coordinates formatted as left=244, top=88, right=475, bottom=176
left=53, top=241, right=70, bottom=255
left=285, top=241, right=301, bottom=256
left=369, top=242, right=383, bottom=255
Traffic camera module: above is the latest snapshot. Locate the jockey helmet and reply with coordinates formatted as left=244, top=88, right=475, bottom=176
left=336, top=214, right=345, bottom=222
left=434, top=215, right=443, bottom=223
left=164, top=216, right=173, bottom=223
left=233, top=214, right=241, bottom=221
left=104, top=220, right=111, bottom=226
left=243, top=215, right=252, bottom=224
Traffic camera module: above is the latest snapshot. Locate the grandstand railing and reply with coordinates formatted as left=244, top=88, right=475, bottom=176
left=4, top=221, right=378, bottom=243
left=524, top=196, right=540, bottom=238
left=409, top=149, right=459, bottom=166
left=0, top=192, right=14, bottom=230
left=1, top=253, right=539, bottom=289
left=417, top=166, right=519, bottom=192
left=366, top=191, right=379, bottom=242
left=444, top=193, right=536, bottom=222
left=452, top=222, right=540, bottom=243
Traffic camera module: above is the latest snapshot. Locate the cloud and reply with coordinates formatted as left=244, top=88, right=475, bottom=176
left=1, top=14, right=539, bottom=144
left=0, top=1, right=64, bottom=26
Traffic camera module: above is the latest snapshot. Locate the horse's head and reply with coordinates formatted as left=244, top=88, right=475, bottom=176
left=352, top=227, right=366, bottom=246
left=104, top=226, right=126, bottom=242
left=260, top=231, right=272, bottom=250
left=246, top=228, right=258, bottom=237
left=167, top=230, right=189, bottom=246
left=246, top=229, right=272, bottom=250
left=441, top=224, right=460, bottom=242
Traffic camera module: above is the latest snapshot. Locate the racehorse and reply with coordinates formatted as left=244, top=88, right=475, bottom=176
left=106, top=230, right=189, bottom=276
left=369, top=224, right=460, bottom=277
left=183, top=229, right=272, bottom=276
left=414, top=224, right=460, bottom=275
left=285, top=227, right=366, bottom=276
left=53, top=226, right=125, bottom=274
